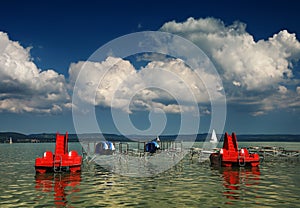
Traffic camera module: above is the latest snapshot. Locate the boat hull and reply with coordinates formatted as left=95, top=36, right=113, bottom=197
left=35, top=164, right=82, bottom=174
left=210, top=152, right=260, bottom=167
left=209, top=132, right=260, bottom=167
left=34, top=133, right=82, bottom=173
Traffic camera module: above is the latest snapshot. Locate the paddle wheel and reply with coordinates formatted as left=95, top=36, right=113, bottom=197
left=210, top=132, right=260, bottom=167
left=35, top=132, right=82, bottom=173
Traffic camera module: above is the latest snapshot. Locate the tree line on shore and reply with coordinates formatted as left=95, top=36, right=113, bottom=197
left=1, top=132, right=300, bottom=143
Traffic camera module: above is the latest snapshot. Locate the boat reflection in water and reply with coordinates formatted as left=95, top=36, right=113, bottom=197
left=35, top=173, right=81, bottom=206
left=216, top=166, right=260, bottom=201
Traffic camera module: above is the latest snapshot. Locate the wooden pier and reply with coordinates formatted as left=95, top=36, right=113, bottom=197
left=82, top=140, right=185, bottom=159
left=248, top=146, right=300, bottom=161
left=82, top=141, right=300, bottom=164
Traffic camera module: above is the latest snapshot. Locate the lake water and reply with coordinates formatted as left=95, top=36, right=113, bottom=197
left=0, top=142, right=299, bottom=207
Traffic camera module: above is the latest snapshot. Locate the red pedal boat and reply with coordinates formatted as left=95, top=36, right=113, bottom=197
left=210, top=132, right=259, bottom=167
left=35, top=132, right=82, bottom=173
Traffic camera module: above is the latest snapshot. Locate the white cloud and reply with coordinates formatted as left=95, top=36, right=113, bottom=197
left=232, top=81, right=241, bottom=87
left=278, top=85, right=288, bottom=94
left=297, top=86, right=300, bottom=94
left=70, top=57, right=140, bottom=111
left=70, top=56, right=215, bottom=114
left=0, top=32, right=70, bottom=113
left=252, top=111, right=265, bottom=116
left=160, top=17, right=300, bottom=115
left=3, top=16, right=300, bottom=117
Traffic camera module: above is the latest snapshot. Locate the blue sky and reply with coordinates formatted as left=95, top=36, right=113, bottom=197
left=0, top=0, right=300, bottom=134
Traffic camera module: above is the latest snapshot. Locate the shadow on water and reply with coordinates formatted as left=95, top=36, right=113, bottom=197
left=35, top=172, right=81, bottom=207
left=211, top=166, right=260, bottom=203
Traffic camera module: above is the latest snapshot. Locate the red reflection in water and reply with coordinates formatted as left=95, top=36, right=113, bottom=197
left=220, top=167, right=260, bottom=201
left=35, top=173, right=81, bottom=207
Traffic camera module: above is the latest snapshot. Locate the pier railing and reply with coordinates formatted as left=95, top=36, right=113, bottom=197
left=82, top=140, right=185, bottom=158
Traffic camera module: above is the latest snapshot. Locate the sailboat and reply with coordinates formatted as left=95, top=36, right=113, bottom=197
left=9, top=137, right=13, bottom=144
left=209, top=129, right=218, bottom=143
left=199, top=129, right=219, bottom=162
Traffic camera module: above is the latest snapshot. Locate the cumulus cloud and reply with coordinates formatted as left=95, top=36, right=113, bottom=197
left=70, top=57, right=139, bottom=111
left=70, top=56, right=216, bottom=114
left=0, top=32, right=70, bottom=113
left=160, top=17, right=300, bottom=115
left=297, top=86, right=300, bottom=94
left=3, top=16, right=300, bottom=117
left=278, top=85, right=288, bottom=94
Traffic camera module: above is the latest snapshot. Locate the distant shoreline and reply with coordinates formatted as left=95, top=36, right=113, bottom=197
left=1, top=132, right=300, bottom=143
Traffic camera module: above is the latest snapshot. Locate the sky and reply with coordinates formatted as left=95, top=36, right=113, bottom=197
left=0, top=0, right=300, bottom=135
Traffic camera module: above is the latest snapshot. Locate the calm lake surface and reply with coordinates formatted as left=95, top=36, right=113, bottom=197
left=0, top=142, right=299, bottom=207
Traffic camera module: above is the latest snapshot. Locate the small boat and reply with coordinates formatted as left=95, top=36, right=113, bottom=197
left=199, top=130, right=219, bottom=162
left=210, top=132, right=260, bottom=167
left=210, top=129, right=218, bottom=143
left=35, top=132, right=82, bottom=173
left=145, top=137, right=160, bottom=153
left=95, top=141, right=116, bottom=155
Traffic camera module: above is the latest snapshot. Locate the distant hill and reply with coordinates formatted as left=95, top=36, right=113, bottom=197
left=237, top=134, right=300, bottom=142
left=1, top=132, right=300, bottom=143
left=0, top=132, right=28, bottom=143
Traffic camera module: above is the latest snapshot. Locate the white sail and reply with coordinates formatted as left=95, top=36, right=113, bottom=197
left=210, top=129, right=218, bottom=143
left=199, top=129, right=219, bottom=162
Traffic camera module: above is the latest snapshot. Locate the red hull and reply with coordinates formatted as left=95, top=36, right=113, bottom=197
left=210, top=132, right=260, bottom=167
left=35, top=132, right=82, bottom=173
left=35, top=164, right=82, bottom=174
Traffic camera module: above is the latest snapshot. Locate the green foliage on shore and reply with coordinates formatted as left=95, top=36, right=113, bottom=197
left=1, top=132, right=300, bottom=143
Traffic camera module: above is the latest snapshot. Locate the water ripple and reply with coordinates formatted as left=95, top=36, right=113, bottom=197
left=0, top=143, right=300, bottom=207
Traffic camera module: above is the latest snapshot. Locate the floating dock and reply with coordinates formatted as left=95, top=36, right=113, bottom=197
left=83, top=140, right=184, bottom=155
left=81, top=137, right=300, bottom=166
